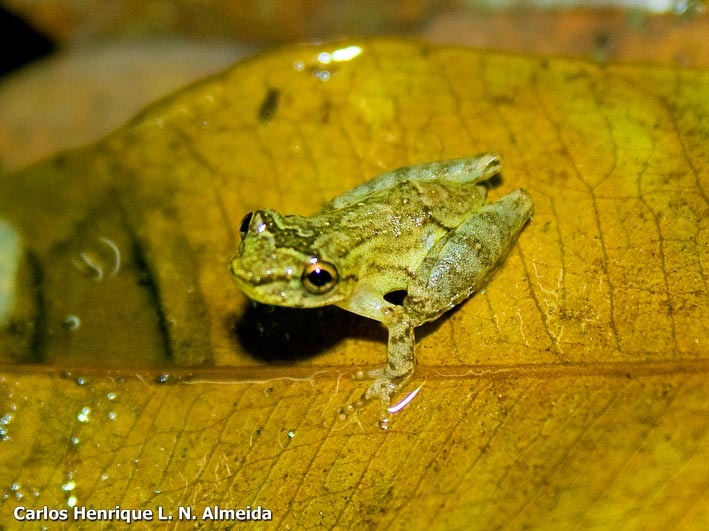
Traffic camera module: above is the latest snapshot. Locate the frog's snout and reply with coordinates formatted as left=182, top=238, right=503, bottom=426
left=228, top=256, right=249, bottom=286
left=228, top=256, right=241, bottom=277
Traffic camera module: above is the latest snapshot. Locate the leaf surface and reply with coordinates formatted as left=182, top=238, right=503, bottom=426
left=0, top=40, right=707, bottom=529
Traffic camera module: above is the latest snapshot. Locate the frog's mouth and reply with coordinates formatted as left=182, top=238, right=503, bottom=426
left=229, top=254, right=348, bottom=309
left=229, top=259, right=295, bottom=305
left=229, top=254, right=288, bottom=287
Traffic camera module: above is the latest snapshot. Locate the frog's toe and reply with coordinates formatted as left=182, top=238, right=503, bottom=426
left=352, top=367, right=387, bottom=381
left=364, top=377, right=396, bottom=404
left=369, top=367, right=389, bottom=380
left=336, top=376, right=394, bottom=420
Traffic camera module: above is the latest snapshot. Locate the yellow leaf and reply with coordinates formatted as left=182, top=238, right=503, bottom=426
left=0, top=40, right=707, bottom=529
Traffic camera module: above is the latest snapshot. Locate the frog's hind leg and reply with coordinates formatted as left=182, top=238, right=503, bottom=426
left=329, top=153, right=502, bottom=210
left=405, top=189, right=533, bottom=321
left=395, top=153, right=503, bottom=186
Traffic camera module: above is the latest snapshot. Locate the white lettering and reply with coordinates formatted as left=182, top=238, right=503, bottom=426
left=73, top=506, right=153, bottom=523
left=177, top=506, right=192, bottom=520
left=13, top=506, right=69, bottom=521
left=201, top=505, right=272, bottom=521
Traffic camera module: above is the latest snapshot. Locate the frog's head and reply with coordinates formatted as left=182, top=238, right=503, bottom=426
left=230, top=209, right=350, bottom=308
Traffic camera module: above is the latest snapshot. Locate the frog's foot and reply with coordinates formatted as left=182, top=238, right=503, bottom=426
left=363, top=374, right=397, bottom=404
left=337, top=372, right=409, bottom=427
left=339, top=315, right=416, bottom=425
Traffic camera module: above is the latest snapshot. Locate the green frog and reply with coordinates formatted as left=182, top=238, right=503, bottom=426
left=230, top=153, right=533, bottom=417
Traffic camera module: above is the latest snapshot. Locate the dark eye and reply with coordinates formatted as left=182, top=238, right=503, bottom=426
left=302, top=259, right=338, bottom=294
left=239, top=212, right=254, bottom=238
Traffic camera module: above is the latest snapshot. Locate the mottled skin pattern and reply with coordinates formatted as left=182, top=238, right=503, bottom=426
left=230, top=153, right=533, bottom=417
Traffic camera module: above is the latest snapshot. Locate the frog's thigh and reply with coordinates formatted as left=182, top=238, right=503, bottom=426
left=406, top=190, right=532, bottom=318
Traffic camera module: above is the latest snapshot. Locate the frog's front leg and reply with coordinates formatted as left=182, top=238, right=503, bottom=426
left=337, top=285, right=416, bottom=416
left=362, top=307, right=415, bottom=405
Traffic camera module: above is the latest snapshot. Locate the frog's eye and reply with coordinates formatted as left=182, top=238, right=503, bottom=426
left=302, top=259, right=338, bottom=294
left=239, top=212, right=254, bottom=238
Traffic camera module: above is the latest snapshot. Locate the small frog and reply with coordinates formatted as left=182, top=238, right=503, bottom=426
left=230, top=153, right=533, bottom=415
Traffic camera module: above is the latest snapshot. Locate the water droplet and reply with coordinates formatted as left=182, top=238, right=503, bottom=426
left=63, top=315, right=81, bottom=331
left=313, top=69, right=331, bottom=81
left=77, top=407, right=91, bottom=423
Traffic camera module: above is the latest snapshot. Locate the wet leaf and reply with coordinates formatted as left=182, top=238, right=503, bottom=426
left=1, top=40, right=707, bottom=529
